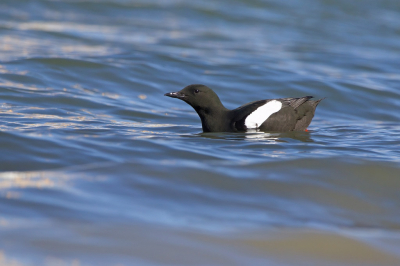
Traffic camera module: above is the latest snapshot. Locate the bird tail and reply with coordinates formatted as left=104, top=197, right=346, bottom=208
left=310, top=97, right=325, bottom=108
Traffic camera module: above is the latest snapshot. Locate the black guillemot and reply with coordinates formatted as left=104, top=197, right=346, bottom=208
left=165, top=84, right=323, bottom=132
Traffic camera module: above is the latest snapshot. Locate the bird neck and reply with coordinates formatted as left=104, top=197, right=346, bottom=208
left=194, top=105, right=230, bottom=132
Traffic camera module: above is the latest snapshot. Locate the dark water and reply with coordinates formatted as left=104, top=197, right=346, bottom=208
left=1, top=0, right=400, bottom=265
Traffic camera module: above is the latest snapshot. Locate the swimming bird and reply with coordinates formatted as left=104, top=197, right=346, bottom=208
left=165, top=84, right=323, bottom=132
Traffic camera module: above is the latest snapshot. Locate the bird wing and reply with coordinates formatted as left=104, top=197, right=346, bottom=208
left=280, top=96, right=314, bottom=109
left=231, top=99, right=270, bottom=131
left=231, top=96, right=316, bottom=131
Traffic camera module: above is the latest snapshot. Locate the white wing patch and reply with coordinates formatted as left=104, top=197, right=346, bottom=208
left=244, top=100, right=282, bottom=129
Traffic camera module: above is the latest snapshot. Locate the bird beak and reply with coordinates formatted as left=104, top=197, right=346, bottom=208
left=164, top=91, right=185, bottom=99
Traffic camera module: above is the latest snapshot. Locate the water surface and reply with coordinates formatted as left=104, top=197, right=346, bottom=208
left=1, top=0, right=400, bottom=265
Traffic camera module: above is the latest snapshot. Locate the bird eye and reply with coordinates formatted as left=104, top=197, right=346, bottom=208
left=194, top=89, right=199, bottom=93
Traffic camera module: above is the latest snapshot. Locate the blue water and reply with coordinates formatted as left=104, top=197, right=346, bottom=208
left=1, top=1, right=400, bottom=265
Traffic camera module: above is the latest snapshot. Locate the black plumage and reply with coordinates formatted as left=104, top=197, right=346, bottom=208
left=165, top=84, right=323, bottom=132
